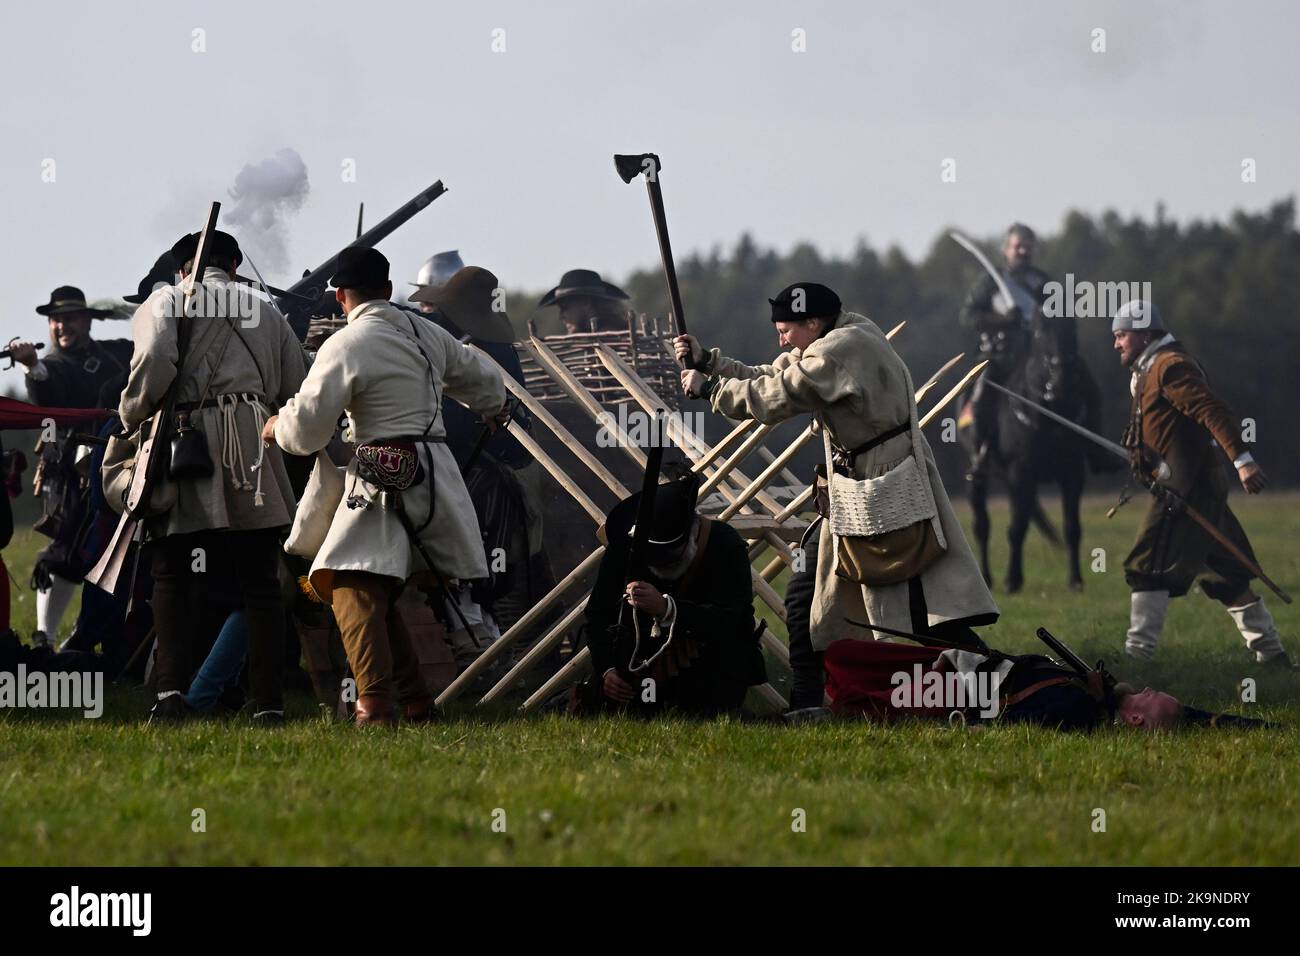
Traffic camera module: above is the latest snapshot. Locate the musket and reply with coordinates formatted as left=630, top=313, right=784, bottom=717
left=612, top=411, right=667, bottom=680
left=986, top=379, right=1291, bottom=605
left=88, top=202, right=223, bottom=595
left=845, top=618, right=987, bottom=653
left=279, top=180, right=448, bottom=337
left=1035, top=626, right=1117, bottom=701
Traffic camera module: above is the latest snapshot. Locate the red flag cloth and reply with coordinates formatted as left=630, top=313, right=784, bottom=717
left=823, top=639, right=950, bottom=720
left=0, top=397, right=113, bottom=430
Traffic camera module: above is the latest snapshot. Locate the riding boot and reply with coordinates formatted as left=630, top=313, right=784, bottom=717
left=966, top=441, right=991, bottom=482
left=1124, top=590, right=1169, bottom=661
left=1226, top=599, right=1290, bottom=664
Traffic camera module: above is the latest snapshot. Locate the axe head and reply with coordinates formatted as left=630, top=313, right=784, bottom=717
left=614, top=153, right=661, bottom=184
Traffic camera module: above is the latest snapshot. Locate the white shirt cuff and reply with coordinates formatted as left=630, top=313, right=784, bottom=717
left=1232, top=452, right=1255, bottom=469
left=26, top=360, right=49, bottom=381
left=657, top=594, right=677, bottom=629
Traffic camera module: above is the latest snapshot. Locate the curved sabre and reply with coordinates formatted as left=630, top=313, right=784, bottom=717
left=949, top=230, right=1016, bottom=312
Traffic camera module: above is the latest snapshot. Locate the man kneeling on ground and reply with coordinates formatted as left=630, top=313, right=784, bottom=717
left=579, top=474, right=767, bottom=717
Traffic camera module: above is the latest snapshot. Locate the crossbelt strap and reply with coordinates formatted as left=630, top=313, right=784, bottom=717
left=838, top=421, right=910, bottom=461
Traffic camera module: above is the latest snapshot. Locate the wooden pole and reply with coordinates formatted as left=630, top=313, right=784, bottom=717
left=472, top=345, right=632, bottom=499
left=920, top=361, right=988, bottom=429
left=479, top=598, right=588, bottom=705
left=775, top=485, right=816, bottom=523
left=719, top=425, right=815, bottom=520
left=435, top=549, right=603, bottom=706
left=914, top=352, right=965, bottom=406
left=520, top=646, right=592, bottom=712
left=525, top=338, right=649, bottom=469
left=506, top=420, right=606, bottom=524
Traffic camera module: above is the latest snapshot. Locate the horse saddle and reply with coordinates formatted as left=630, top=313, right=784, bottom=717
left=353, top=439, right=426, bottom=492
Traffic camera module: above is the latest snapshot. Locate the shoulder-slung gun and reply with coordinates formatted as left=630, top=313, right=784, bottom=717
left=86, top=202, right=222, bottom=596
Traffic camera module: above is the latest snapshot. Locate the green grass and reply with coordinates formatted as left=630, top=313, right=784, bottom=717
left=2, top=492, right=1298, bottom=865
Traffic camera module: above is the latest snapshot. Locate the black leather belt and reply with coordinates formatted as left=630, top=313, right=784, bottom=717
left=831, top=421, right=909, bottom=472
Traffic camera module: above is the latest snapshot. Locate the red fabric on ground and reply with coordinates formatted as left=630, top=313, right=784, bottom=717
left=823, top=639, right=950, bottom=719
left=0, top=397, right=112, bottom=430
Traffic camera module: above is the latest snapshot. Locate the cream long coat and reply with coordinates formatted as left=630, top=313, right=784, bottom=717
left=275, top=300, right=506, bottom=603
left=118, top=268, right=307, bottom=536
left=707, top=311, right=998, bottom=650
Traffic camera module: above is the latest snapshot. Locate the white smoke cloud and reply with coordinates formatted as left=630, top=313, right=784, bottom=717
left=225, top=148, right=310, bottom=276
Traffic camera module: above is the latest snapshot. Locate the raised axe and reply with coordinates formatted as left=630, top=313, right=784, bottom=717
left=613, top=153, right=699, bottom=370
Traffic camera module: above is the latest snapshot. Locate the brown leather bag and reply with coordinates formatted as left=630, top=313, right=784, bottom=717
left=820, top=420, right=945, bottom=587
left=834, top=518, right=945, bottom=586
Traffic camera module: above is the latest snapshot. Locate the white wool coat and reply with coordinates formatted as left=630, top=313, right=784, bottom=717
left=707, top=311, right=998, bottom=650
left=275, top=301, right=506, bottom=603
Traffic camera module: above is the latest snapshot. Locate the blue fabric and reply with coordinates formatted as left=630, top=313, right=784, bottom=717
left=183, top=611, right=248, bottom=712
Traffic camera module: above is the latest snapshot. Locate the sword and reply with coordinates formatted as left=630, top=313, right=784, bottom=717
left=983, top=379, right=1170, bottom=480
left=985, top=380, right=1290, bottom=605
left=949, top=231, right=1022, bottom=317
left=241, top=252, right=290, bottom=325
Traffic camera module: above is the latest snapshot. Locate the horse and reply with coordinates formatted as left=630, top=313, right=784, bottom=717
left=960, top=318, right=1091, bottom=593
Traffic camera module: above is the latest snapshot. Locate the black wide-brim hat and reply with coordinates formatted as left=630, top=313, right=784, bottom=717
left=410, top=266, right=516, bottom=344
left=170, top=230, right=244, bottom=270
left=601, top=474, right=702, bottom=561
left=123, top=251, right=181, bottom=305
left=35, top=286, right=114, bottom=319
left=538, top=269, right=630, bottom=308
left=330, top=246, right=391, bottom=290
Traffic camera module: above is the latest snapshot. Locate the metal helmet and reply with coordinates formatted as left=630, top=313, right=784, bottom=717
left=414, top=250, right=464, bottom=288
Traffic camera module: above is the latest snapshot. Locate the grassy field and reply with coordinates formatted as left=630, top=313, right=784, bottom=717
left=2, top=492, right=1298, bottom=865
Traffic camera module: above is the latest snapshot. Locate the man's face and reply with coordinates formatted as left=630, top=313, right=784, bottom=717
left=558, top=296, right=596, bottom=334
left=1119, top=686, right=1182, bottom=730
left=49, top=313, right=92, bottom=351
left=1113, top=330, right=1153, bottom=368
left=1003, top=233, right=1033, bottom=269
left=774, top=318, right=824, bottom=352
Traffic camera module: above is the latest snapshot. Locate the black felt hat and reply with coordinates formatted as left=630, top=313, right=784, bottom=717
left=602, top=474, right=702, bottom=562
left=538, top=269, right=630, bottom=308
left=169, top=230, right=244, bottom=270
left=35, top=286, right=114, bottom=319
left=769, top=282, right=842, bottom=323
left=123, top=251, right=181, bottom=304
left=410, top=266, right=515, bottom=344
left=330, top=247, right=390, bottom=290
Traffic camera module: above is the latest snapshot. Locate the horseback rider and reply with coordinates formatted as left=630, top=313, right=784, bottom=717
left=959, top=223, right=1106, bottom=479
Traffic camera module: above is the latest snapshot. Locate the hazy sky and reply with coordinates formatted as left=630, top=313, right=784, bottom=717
left=2, top=0, right=1296, bottom=393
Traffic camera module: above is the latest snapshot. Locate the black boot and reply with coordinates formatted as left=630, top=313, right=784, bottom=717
left=148, top=693, right=192, bottom=724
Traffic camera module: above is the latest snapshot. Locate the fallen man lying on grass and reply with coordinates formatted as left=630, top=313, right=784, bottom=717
left=815, top=633, right=1272, bottom=731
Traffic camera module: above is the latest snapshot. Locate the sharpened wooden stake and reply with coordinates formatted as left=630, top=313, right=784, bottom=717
left=480, top=598, right=588, bottom=705
left=520, top=646, right=593, bottom=712
left=921, top=361, right=988, bottom=429
left=435, top=549, right=603, bottom=706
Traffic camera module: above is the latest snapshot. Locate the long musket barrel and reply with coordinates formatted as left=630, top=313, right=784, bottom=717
left=279, top=180, right=447, bottom=333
